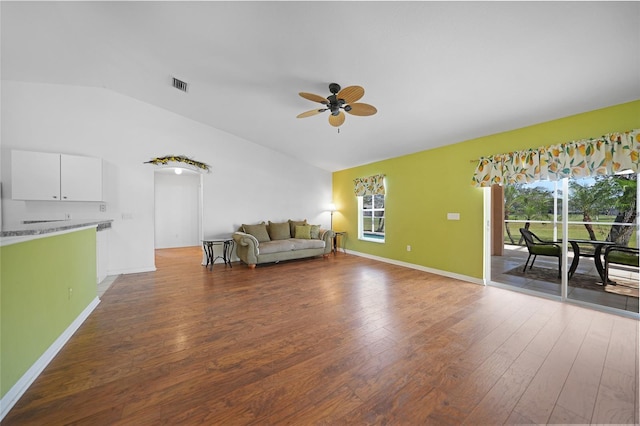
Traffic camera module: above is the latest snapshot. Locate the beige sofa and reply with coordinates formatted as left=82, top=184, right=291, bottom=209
left=233, top=220, right=334, bottom=268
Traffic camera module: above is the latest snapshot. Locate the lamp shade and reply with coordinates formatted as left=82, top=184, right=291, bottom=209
left=328, top=203, right=337, bottom=212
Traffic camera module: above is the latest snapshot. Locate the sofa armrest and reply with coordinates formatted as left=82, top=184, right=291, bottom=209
left=319, top=229, right=335, bottom=254
left=233, top=231, right=259, bottom=249
left=233, top=232, right=260, bottom=265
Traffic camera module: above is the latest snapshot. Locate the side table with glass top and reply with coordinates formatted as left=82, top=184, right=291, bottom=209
left=202, top=238, right=234, bottom=270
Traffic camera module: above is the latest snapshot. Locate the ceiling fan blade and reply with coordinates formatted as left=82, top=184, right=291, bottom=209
left=346, top=103, right=377, bottom=116
left=299, top=92, right=329, bottom=104
left=328, top=111, right=345, bottom=127
left=296, top=109, right=325, bottom=118
left=337, top=86, right=364, bottom=104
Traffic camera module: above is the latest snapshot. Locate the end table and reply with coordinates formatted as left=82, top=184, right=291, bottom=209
left=333, top=231, right=346, bottom=254
left=202, top=238, right=234, bottom=270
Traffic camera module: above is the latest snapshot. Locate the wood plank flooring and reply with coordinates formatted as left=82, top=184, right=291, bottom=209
left=4, top=247, right=638, bottom=425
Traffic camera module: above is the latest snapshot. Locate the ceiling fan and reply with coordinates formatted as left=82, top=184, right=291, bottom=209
left=296, top=83, right=377, bottom=127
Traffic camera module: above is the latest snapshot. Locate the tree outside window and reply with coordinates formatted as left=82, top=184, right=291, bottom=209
left=503, top=173, right=637, bottom=248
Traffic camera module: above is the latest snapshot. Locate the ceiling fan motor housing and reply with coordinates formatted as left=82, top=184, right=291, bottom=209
left=328, top=82, right=349, bottom=116
left=327, top=93, right=346, bottom=115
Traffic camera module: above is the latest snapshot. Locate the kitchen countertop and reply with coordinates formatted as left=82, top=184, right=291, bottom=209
left=1, top=219, right=113, bottom=238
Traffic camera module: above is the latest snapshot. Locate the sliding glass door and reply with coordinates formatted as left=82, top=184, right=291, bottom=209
left=494, top=180, right=563, bottom=297
left=565, top=173, right=638, bottom=312
left=491, top=172, right=638, bottom=314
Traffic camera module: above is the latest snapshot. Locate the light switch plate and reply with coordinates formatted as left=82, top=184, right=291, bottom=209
left=447, top=212, right=460, bottom=220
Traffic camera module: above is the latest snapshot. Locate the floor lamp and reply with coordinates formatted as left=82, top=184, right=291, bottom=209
left=328, top=203, right=337, bottom=230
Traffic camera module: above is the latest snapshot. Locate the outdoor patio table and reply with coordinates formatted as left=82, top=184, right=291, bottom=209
left=568, top=239, right=617, bottom=283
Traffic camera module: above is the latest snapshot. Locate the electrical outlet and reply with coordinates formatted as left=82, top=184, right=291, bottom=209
left=99, top=204, right=106, bottom=212
left=407, top=245, right=411, bottom=252
left=68, top=287, right=73, bottom=300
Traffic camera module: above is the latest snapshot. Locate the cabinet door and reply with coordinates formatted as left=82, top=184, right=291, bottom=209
left=61, top=154, right=103, bottom=201
left=11, top=150, right=61, bottom=200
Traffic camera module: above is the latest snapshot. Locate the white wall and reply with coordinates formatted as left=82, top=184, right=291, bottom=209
left=1, top=81, right=333, bottom=274
left=154, top=170, right=201, bottom=249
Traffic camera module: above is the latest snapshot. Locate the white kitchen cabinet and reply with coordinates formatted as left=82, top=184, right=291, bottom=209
left=61, top=154, right=103, bottom=201
left=11, top=150, right=104, bottom=201
left=11, top=150, right=61, bottom=200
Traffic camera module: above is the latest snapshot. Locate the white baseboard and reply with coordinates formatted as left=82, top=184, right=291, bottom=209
left=107, top=265, right=156, bottom=275
left=0, top=297, right=101, bottom=422
left=346, top=250, right=485, bottom=286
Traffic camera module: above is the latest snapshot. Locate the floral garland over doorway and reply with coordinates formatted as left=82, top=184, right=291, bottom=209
left=144, top=155, right=210, bottom=173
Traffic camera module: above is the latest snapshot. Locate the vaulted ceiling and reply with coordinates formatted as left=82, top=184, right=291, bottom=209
left=2, top=1, right=639, bottom=171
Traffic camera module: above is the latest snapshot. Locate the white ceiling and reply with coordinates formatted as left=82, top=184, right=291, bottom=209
left=2, top=1, right=639, bottom=172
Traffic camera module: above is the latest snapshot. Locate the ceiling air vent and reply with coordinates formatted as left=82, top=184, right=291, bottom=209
left=172, top=77, right=188, bottom=92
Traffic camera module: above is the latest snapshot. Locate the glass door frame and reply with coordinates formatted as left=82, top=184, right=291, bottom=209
left=485, top=175, right=639, bottom=318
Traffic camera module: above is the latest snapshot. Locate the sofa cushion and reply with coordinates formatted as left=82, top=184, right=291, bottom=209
left=310, top=224, right=321, bottom=239
left=258, top=238, right=325, bottom=254
left=268, top=221, right=291, bottom=240
left=288, top=219, right=307, bottom=236
left=295, top=225, right=311, bottom=239
left=242, top=223, right=271, bottom=242
left=258, top=240, right=294, bottom=254
left=291, top=239, right=325, bottom=250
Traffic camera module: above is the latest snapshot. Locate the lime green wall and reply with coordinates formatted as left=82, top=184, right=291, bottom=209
left=333, top=100, right=640, bottom=279
left=1, top=229, right=97, bottom=398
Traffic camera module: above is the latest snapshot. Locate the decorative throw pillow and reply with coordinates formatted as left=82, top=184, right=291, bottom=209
left=294, top=225, right=312, bottom=239
left=288, top=219, right=307, bottom=236
left=242, top=223, right=271, bottom=242
left=268, top=221, right=291, bottom=240
left=310, top=224, right=321, bottom=239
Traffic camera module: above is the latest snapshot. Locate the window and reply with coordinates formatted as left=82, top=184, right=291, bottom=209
left=359, top=194, right=385, bottom=242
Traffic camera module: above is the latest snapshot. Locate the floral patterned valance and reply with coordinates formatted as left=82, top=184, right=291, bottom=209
left=354, top=174, right=386, bottom=196
left=472, top=129, right=639, bottom=187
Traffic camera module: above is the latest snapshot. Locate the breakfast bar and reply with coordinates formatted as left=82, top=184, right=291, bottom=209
left=0, top=219, right=112, bottom=418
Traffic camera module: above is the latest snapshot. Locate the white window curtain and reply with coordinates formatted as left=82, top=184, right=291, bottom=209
left=472, top=129, right=639, bottom=187
left=354, top=174, right=386, bottom=196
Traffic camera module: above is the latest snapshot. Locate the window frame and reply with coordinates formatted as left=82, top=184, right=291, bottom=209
left=358, top=193, right=385, bottom=243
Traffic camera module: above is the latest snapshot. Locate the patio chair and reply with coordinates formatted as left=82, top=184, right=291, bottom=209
left=519, top=228, right=562, bottom=278
left=603, top=245, right=639, bottom=284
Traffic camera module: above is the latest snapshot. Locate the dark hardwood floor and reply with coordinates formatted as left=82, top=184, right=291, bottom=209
left=4, top=247, right=638, bottom=425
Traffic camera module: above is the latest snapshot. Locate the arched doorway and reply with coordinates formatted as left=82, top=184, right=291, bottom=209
left=154, top=168, right=203, bottom=249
